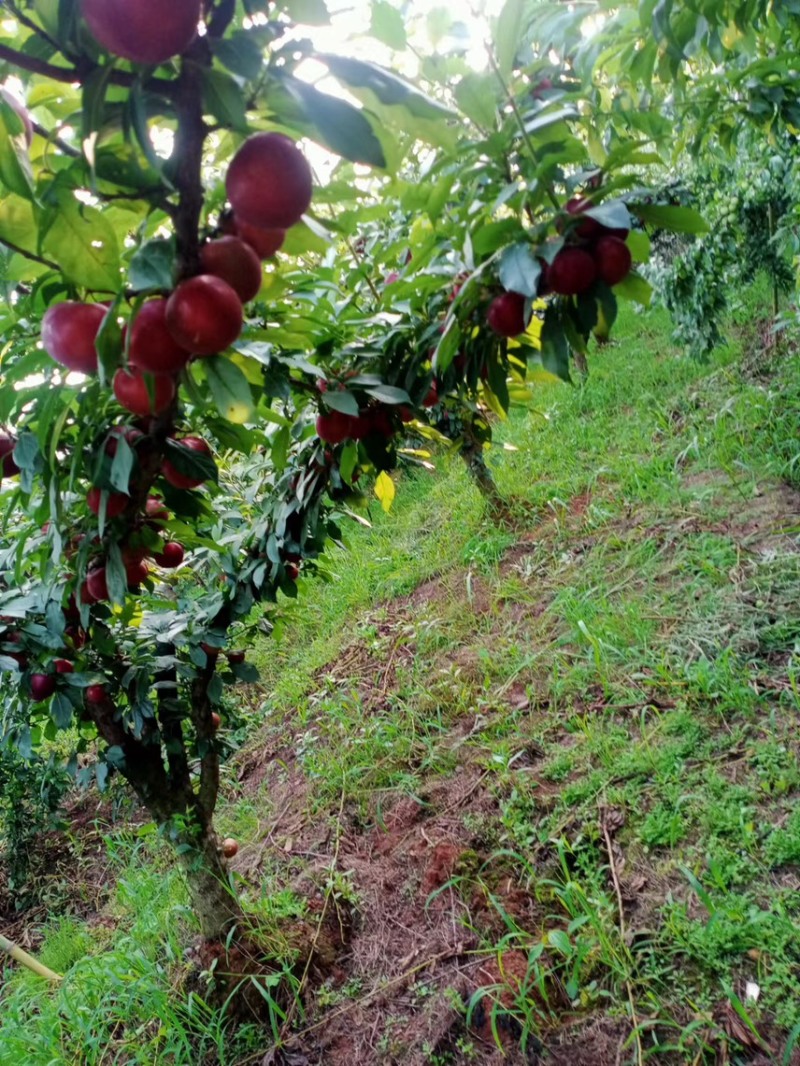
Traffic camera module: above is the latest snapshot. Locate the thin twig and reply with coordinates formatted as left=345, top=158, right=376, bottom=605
left=31, top=120, right=80, bottom=158
left=600, top=806, right=643, bottom=1066
left=346, top=235, right=381, bottom=302
left=0, top=236, right=60, bottom=272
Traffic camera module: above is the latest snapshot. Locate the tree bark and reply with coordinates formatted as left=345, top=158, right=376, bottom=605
left=177, top=820, right=242, bottom=940
left=459, top=419, right=510, bottom=518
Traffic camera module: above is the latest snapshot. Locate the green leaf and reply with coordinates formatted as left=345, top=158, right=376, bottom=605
left=494, top=0, right=525, bottom=78
left=370, top=0, right=407, bottom=48
left=204, top=356, right=255, bottom=424
left=454, top=73, right=499, bottom=129
left=0, top=193, right=39, bottom=259
left=51, top=692, right=73, bottom=730
left=584, top=200, right=632, bottom=230
left=323, top=389, right=360, bottom=417
left=41, top=192, right=120, bottom=290
left=629, top=203, right=709, bottom=234
left=339, top=440, right=358, bottom=483
left=271, top=425, right=290, bottom=472
left=0, top=101, right=35, bottom=201
left=472, top=218, right=526, bottom=257
left=105, top=542, right=128, bottom=608
left=202, top=68, right=249, bottom=132
left=211, top=31, right=265, bottom=80
left=164, top=438, right=219, bottom=483
left=109, top=435, right=135, bottom=494
left=539, top=309, right=571, bottom=383
left=364, top=384, right=410, bottom=404
left=95, top=299, right=124, bottom=385
left=614, top=270, right=652, bottom=307
left=129, top=238, right=176, bottom=293
left=499, top=243, right=542, bottom=298
left=281, top=77, right=386, bottom=168
left=626, top=229, right=651, bottom=262
left=433, top=318, right=461, bottom=373
left=231, top=660, right=259, bottom=682
left=320, top=55, right=454, bottom=121
left=283, top=0, right=330, bottom=21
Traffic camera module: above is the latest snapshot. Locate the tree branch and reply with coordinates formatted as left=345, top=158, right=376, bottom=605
left=170, top=43, right=213, bottom=280
left=0, top=236, right=60, bottom=272
left=0, top=42, right=174, bottom=95
left=31, top=120, right=80, bottom=159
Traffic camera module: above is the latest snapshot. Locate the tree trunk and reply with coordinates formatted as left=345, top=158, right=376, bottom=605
left=177, top=819, right=243, bottom=940
left=457, top=418, right=510, bottom=518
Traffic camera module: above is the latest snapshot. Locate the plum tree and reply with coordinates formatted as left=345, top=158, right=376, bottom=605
left=0, top=0, right=701, bottom=956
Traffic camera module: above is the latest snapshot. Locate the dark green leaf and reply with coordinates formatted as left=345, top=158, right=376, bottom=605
left=231, top=660, right=259, bottom=682
left=211, top=31, right=265, bottom=80
left=105, top=541, right=128, bottom=607
left=202, top=68, right=249, bottom=132
left=539, top=309, right=572, bottom=383
left=164, top=439, right=219, bottom=484
left=51, top=692, right=73, bottom=730
left=320, top=55, right=454, bottom=120
left=281, top=76, right=385, bottom=168
left=323, top=389, right=360, bottom=417
left=364, top=384, right=410, bottom=404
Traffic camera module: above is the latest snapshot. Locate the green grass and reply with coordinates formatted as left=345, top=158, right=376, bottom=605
left=2, top=278, right=800, bottom=1063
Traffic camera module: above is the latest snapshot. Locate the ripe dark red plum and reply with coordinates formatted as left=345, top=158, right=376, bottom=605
left=87, top=487, right=128, bottom=519
left=154, top=542, right=185, bottom=568
left=30, top=673, right=56, bottom=701
left=145, top=497, right=170, bottom=524
left=487, top=291, right=528, bottom=337
left=226, top=133, right=313, bottom=230
left=113, top=367, right=176, bottom=417
left=423, top=382, right=439, bottom=408
left=54, top=659, right=74, bottom=674
left=85, top=683, right=106, bottom=704
left=200, top=237, right=263, bottom=303
left=234, top=219, right=286, bottom=259
left=565, top=196, right=602, bottom=239
left=0, top=89, right=33, bottom=147
left=86, top=566, right=110, bottom=602
left=548, top=248, right=598, bottom=295
left=0, top=431, right=18, bottom=477
left=162, top=437, right=211, bottom=490
left=42, top=302, right=105, bottom=374
left=593, top=236, right=633, bottom=286
left=211, top=711, right=221, bottom=730
left=128, top=299, right=193, bottom=376
left=226, top=650, right=246, bottom=665
left=81, top=0, right=201, bottom=65
left=285, top=561, right=300, bottom=581
left=316, top=410, right=353, bottom=445
left=165, top=275, right=243, bottom=356
left=125, top=558, right=149, bottom=586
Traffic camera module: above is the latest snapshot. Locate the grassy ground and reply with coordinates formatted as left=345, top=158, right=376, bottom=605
left=1, top=281, right=799, bottom=1065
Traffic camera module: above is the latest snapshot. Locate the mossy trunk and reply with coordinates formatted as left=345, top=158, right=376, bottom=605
left=177, top=820, right=243, bottom=940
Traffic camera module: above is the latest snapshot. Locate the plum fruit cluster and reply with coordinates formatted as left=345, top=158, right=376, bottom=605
left=17, top=118, right=315, bottom=705
left=487, top=195, right=635, bottom=338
